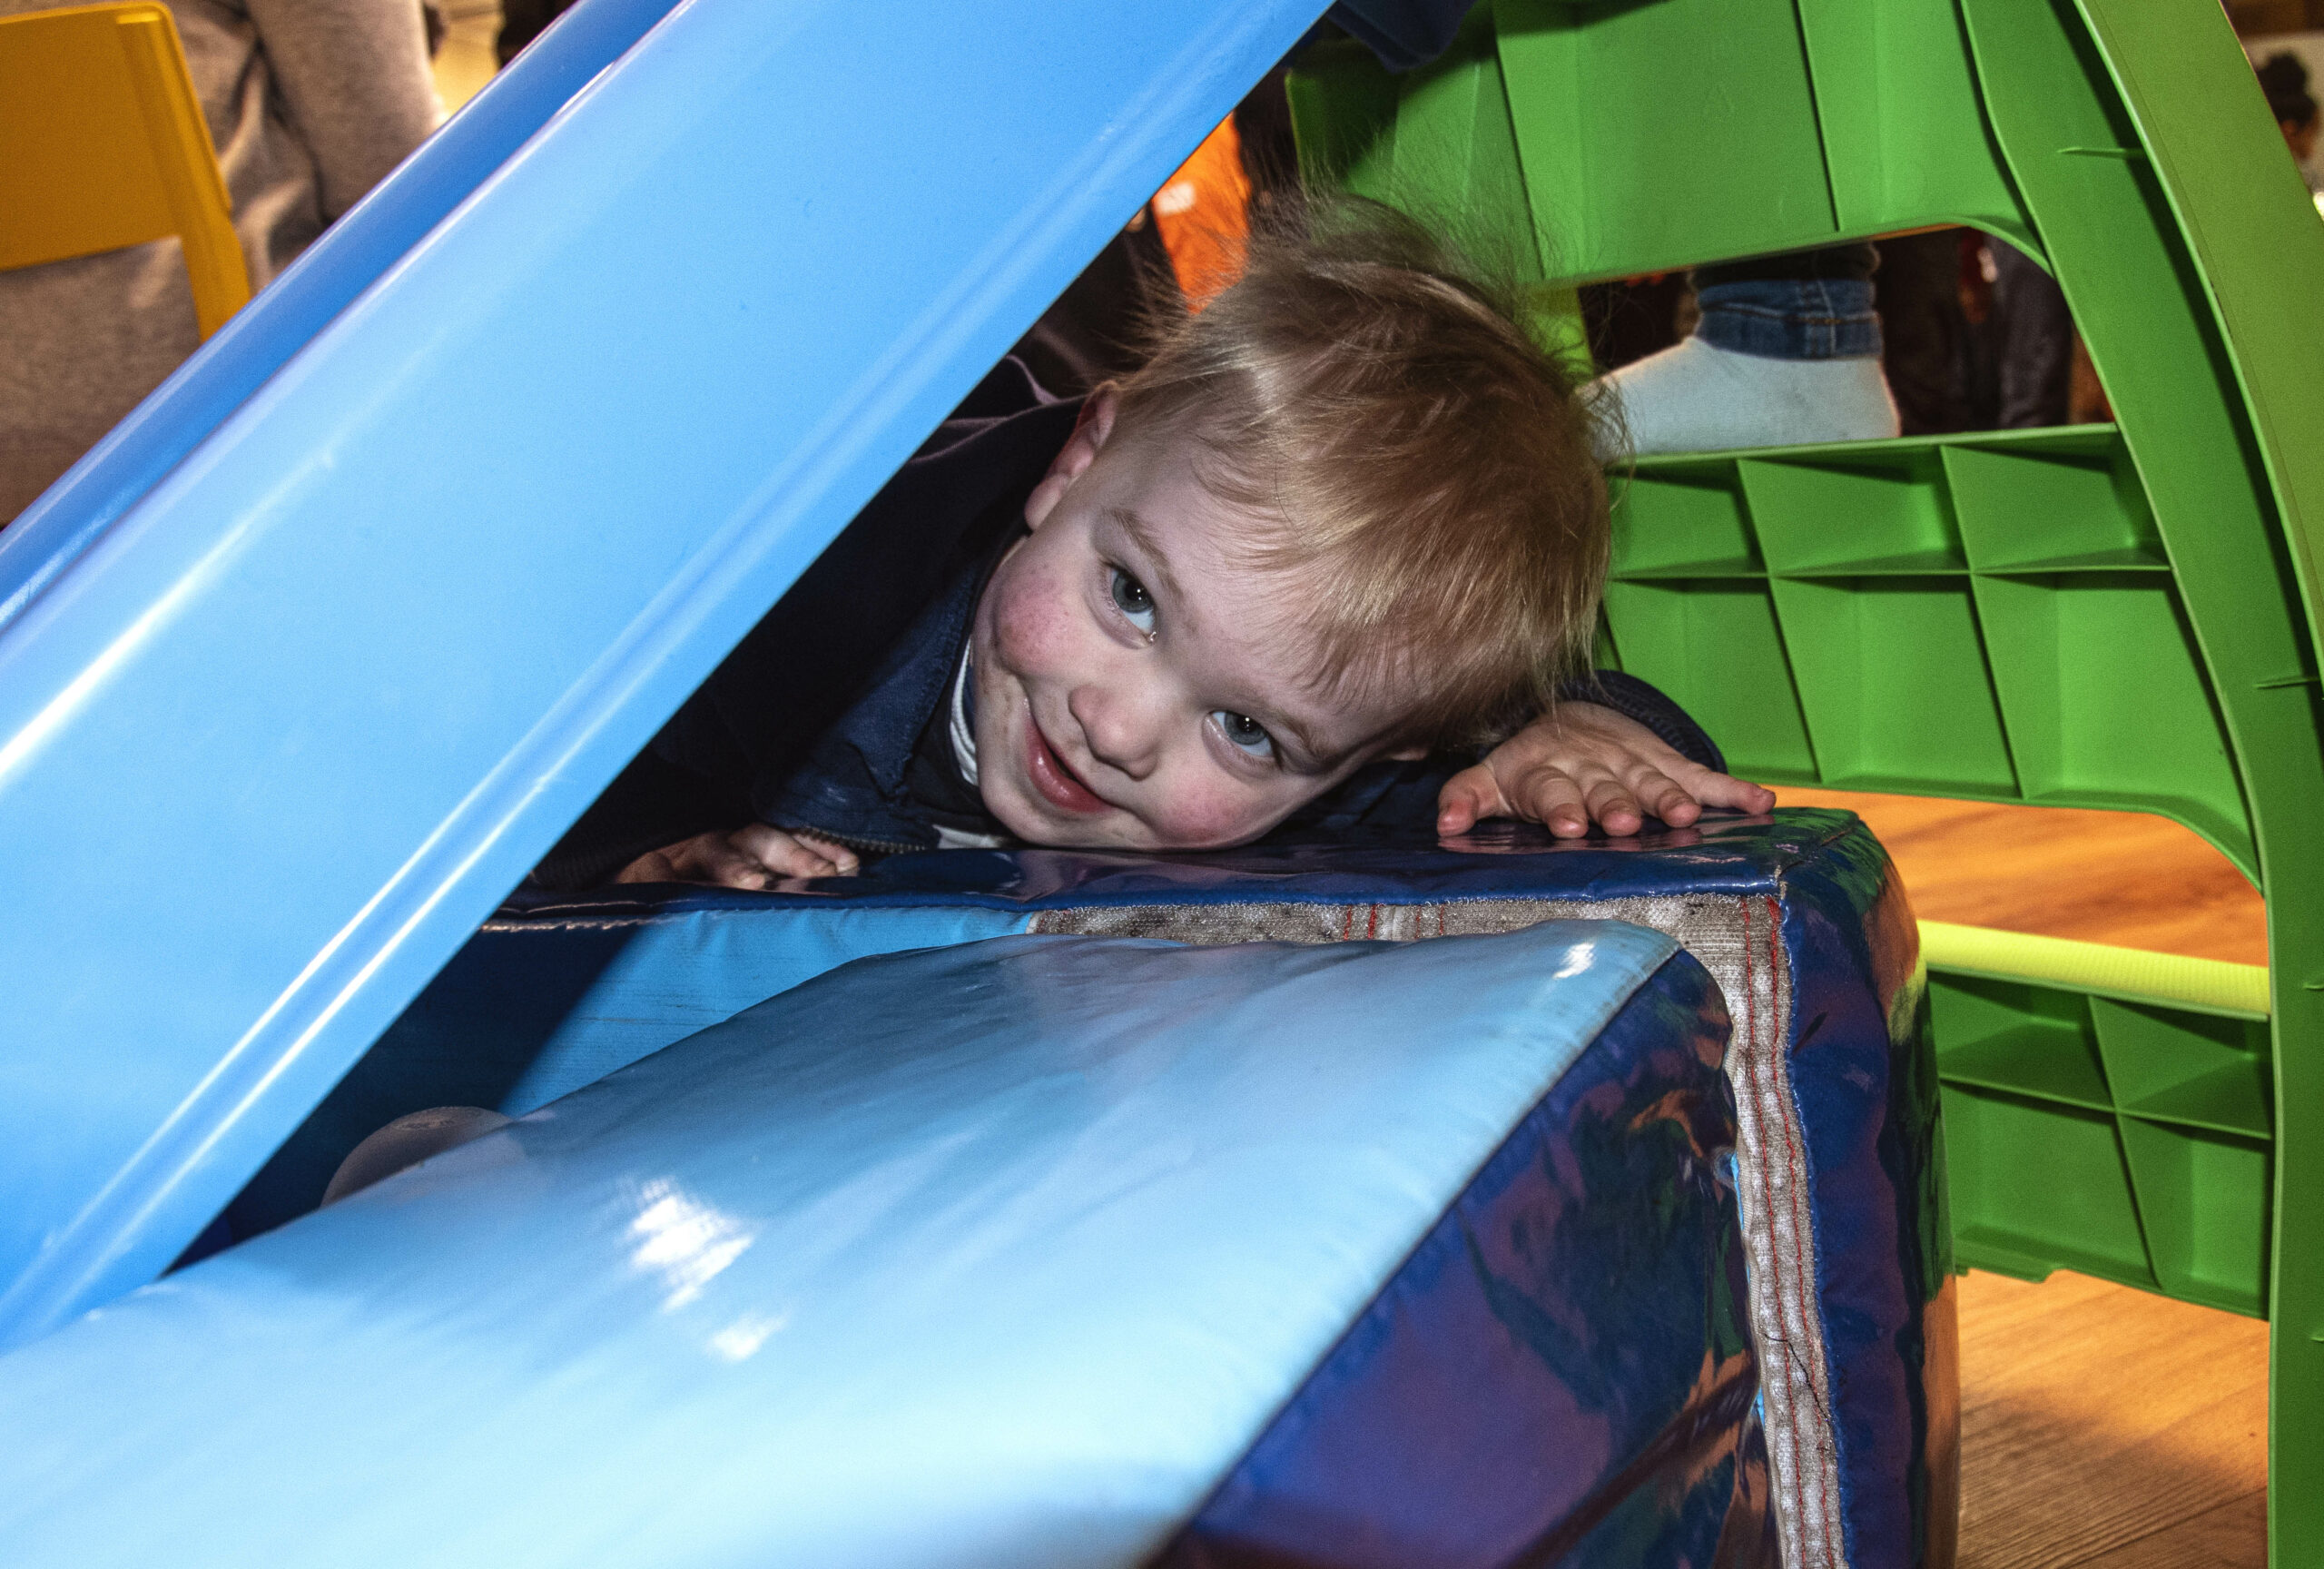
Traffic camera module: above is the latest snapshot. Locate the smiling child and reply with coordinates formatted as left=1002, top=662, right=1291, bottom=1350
left=532, top=202, right=1770, bottom=892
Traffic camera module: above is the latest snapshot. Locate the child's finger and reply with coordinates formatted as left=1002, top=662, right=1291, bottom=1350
left=613, top=845, right=681, bottom=884
left=791, top=831, right=862, bottom=876
left=1578, top=768, right=1646, bottom=836
left=1434, top=764, right=1510, bottom=835
left=1678, top=768, right=1777, bottom=814
left=621, top=831, right=749, bottom=886
left=731, top=824, right=840, bottom=881
left=722, top=826, right=805, bottom=883
left=699, top=832, right=784, bottom=889
left=1626, top=767, right=1705, bottom=827
left=1506, top=765, right=1592, bottom=837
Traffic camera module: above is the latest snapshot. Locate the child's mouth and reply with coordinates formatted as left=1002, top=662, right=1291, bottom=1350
left=1024, top=715, right=1108, bottom=814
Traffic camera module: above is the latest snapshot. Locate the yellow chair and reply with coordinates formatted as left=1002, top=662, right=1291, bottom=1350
left=0, top=2, right=250, bottom=338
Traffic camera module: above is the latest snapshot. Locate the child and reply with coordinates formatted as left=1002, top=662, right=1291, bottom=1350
left=533, top=202, right=1771, bottom=893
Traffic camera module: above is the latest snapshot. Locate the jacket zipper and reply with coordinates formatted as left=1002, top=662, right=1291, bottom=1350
left=789, top=827, right=929, bottom=858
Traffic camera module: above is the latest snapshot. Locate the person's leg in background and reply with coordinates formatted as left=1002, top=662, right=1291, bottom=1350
left=1988, top=239, right=2072, bottom=429
left=496, top=0, right=572, bottom=66
left=1871, top=228, right=1973, bottom=438
left=1579, top=273, right=1690, bottom=382
left=1591, top=242, right=1899, bottom=456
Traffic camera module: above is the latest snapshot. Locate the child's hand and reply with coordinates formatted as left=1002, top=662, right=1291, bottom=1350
left=615, top=824, right=861, bottom=889
left=1435, top=702, right=1775, bottom=839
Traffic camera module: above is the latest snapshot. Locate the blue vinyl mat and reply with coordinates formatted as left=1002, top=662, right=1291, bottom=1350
left=207, top=809, right=1943, bottom=1569
left=0, top=923, right=1752, bottom=1569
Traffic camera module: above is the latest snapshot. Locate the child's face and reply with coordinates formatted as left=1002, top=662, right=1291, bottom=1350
left=970, top=395, right=1424, bottom=851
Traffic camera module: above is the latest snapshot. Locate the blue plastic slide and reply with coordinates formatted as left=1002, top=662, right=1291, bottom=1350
left=0, top=0, right=1329, bottom=1347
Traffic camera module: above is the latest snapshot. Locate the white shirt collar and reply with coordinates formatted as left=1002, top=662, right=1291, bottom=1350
left=948, top=643, right=978, bottom=789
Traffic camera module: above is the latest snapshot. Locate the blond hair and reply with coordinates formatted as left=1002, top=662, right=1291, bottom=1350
left=1110, top=196, right=1610, bottom=750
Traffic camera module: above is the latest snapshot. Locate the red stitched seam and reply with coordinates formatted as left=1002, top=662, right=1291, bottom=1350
left=1738, top=901, right=1808, bottom=1554
left=1365, top=904, right=1378, bottom=940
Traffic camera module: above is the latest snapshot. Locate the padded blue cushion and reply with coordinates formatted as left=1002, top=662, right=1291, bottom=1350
left=219, top=810, right=1940, bottom=1569
left=1160, top=935, right=1761, bottom=1567
left=225, top=814, right=1860, bottom=1236
left=0, top=923, right=1746, bottom=1569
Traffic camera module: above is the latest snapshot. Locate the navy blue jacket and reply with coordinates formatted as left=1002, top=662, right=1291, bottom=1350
left=534, top=360, right=1723, bottom=889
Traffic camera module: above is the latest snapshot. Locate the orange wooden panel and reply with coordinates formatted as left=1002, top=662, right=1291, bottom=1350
left=1772, top=787, right=2268, bottom=966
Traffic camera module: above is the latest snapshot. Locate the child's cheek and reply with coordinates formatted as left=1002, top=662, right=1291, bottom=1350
left=1147, top=773, right=1275, bottom=849
left=988, top=555, right=1082, bottom=677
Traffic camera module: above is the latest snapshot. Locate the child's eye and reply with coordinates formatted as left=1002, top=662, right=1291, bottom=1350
left=1212, top=710, right=1276, bottom=761
left=1108, top=568, right=1157, bottom=637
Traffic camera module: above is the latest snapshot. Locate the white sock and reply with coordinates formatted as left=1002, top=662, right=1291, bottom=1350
left=1590, top=335, right=1901, bottom=458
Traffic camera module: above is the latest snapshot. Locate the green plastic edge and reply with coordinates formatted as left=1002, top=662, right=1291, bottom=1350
left=2073, top=0, right=2324, bottom=656
left=2060, top=1, right=2324, bottom=1552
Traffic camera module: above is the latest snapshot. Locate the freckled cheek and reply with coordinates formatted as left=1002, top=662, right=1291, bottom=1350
left=988, top=558, right=1087, bottom=679
left=1143, top=768, right=1285, bottom=848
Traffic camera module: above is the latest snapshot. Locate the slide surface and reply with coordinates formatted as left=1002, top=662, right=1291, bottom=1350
left=0, top=0, right=1327, bottom=1347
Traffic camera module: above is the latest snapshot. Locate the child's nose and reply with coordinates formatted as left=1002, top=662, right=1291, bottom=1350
left=1069, top=683, right=1161, bottom=780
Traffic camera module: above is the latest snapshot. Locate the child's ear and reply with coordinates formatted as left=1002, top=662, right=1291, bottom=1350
left=1023, top=388, right=1119, bottom=531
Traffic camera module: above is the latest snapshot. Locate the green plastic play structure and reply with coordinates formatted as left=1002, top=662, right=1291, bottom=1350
left=1292, top=0, right=2324, bottom=1558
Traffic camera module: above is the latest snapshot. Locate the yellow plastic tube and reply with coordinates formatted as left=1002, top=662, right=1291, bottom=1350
left=1918, top=920, right=2270, bottom=1019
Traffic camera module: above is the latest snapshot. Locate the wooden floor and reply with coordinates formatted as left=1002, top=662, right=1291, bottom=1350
left=1958, top=1270, right=2270, bottom=1568
left=1778, top=790, right=2271, bottom=1567
left=1770, top=787, right=2267, bottom=965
